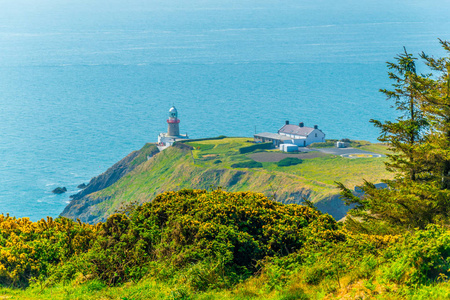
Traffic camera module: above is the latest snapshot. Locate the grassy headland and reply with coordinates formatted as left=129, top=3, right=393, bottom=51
left=62, top=137, right=391, bottom=223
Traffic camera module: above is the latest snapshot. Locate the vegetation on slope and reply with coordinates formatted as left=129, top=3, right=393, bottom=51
left=62, top=137, right=389, bottom=223
left=0, top=215, right=98, bottom=288
left=0, top=190, right=343, bottom=298
left=4, top=190, right=450, bottom=299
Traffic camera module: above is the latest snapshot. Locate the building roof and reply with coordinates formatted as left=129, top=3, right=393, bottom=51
left=254, top=132, right=292, bottom=141
left=168, top=106, right=178, bottom=119
left=278, top=124, right=317, bottom=136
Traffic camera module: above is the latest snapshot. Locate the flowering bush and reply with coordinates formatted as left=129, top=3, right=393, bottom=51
left=0, top=215, right=98, bottom=287
left=89, top=189, right=343, bottom=287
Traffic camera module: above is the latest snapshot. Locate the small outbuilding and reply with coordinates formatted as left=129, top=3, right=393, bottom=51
left=280, top=144, right=299, bottom=152
left=336, top=141, right=346, bottom=148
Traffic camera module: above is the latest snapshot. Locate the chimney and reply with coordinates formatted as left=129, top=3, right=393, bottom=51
left=299, top=122, right=304, bottom=127
left=314, top=125, right=318, bottom=129
left=285, top=120, right=289, bottom=125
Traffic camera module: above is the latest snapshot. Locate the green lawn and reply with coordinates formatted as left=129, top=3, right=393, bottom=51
left=186, top=138, right=390, bottom=188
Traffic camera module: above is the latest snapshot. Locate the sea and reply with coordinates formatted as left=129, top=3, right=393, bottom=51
left=0, top=0, right=449, bottom=221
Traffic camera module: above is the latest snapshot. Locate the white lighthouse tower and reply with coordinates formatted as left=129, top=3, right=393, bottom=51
left=157, top=106, right=189, bottom=149
left=167, top=106, right=180, bottom=136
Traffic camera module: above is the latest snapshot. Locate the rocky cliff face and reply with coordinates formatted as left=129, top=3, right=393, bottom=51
left=70, top=151, right=140, bottom=201
left=60, top=194, right=112, bottom=224
left=60, top=143, right=159, bottom=222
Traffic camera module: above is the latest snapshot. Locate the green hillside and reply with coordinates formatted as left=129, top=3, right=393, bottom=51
left=62, top=137, right=390, bottom=224
left=3, top=190, right=450, bottom=300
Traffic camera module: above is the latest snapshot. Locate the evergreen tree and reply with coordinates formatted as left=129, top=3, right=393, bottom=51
left=373, top=47, right=428, bottom=182
left=418, top=40, right=450, bottom=188
left=338, top=41, right=450, bottom=233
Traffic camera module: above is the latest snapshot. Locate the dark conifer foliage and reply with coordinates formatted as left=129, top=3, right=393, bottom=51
left=418, top=40, right=450, bottom=189
left=338, top=40, right=450, bottom=232
left=374, top=47, right=428, bottom=182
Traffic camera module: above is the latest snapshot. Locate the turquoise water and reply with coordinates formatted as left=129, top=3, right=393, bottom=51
left=0, top=0, right=449, bottom=220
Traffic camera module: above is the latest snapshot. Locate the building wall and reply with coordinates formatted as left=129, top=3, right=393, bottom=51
left=254, top=136, right=282, bottom=146
left=285, top=129, right=325, bottom=147
left=255, top=127, right=325, bottom=148
left=254, top=136, right=264, bottom=143
left=304, top=129, right=325, bottom=146
left=167, top=123, right=180, bottom=136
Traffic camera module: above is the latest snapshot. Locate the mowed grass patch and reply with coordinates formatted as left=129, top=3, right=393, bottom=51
left=292, top=156, right=389, bottom=187
left=186, top=138, right=251, bottom=154
left=187, top=138, right=264, bottom=167
left=251, top=151, right=326, bottom=162
left=187, top=138, right=389, bottom=188
left=189, top=143, right=215, bottom=151
left=358, top=143, right=392, bottom=155
left=262, top=154, right=390, bottom=187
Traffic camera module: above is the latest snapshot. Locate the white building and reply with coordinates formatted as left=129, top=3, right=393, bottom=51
left=277, top=121, right=325, bottom=147
left=254, top=120, right=325, bottom=150
left=157, top=106, right=189, bottom=148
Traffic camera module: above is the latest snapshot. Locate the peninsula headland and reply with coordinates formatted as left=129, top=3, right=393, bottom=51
left=60, top=137, right=390, bottom=224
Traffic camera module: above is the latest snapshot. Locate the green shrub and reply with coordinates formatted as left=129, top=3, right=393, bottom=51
left=87, top=189, right=341, bottom=286
left=277, top=157, right=303, bottom=167
left=308, top=140, right=337, bottom=148
left=0, top=190, right=346, bottom=291
left=186, top=260, right=229, bottom=291
left=238, top=143, right=273, bottom=154
left=382, top=225, right=450, bottom=285
left=280, top=288, right=309, bottom=300
left=169, top=287, right=192, bottom=300
left=356, top=254, right=378, bottom=279
left=304, top=265, right=327, bottom=285
left=130, top=143, right=160, bottom=166
left=231, top=161, right=263, bottom=168
left=0, top=216, right=98, bottom=288
left=86, top=279, right=106, bottom=292
left=181, top=136, right=227, bottom=143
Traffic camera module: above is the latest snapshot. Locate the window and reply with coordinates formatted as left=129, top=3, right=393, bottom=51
left=315, top=133, right=317, bottom=137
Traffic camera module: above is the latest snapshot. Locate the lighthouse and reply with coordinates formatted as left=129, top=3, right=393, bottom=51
left=167, top=106, right=180, bottom=136
left=157, top=106, right=189, bottom=149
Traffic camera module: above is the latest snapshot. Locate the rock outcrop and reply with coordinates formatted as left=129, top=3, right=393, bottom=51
left=61, top=144, right=159, bottom=221
left=52, top=187, right=67, bottom=194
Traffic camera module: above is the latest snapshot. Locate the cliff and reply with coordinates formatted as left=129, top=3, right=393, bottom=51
left=61, top=143, right=159, bottom=222
left=60, top=138, right=390, bottom=224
